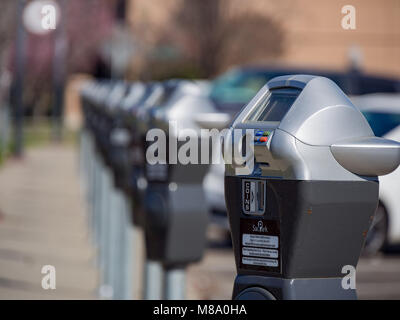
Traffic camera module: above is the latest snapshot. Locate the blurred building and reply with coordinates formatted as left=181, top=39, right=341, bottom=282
left=65, top=0, right=400, bottom=129
left=127, top=0, right=400, bottom=77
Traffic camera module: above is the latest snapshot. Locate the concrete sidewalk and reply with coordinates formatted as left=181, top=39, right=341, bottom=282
left=0, top=144, right=98, bottom=299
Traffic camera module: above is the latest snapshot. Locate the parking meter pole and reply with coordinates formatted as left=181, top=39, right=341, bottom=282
left=116, top=193, right=135, bottom=300
left=112, top=191, right=124, bottom=300
left=78, top=130, right=84, bottom=179
left=87, top=141, right=97, bottom=246
left=109, top=188, right=130, bottom=300
left=84, top=133, right=93, bottom=241
left=224, top=75, right=400, bottom=300
left=80, top=129, right=88, bottom=196
left=82, top=132, right=89, bottom=186
left=82, top=130, right=91, bottom=190
left=92, top=145, right=100, bottom=244
left=90, top=141, right=102, bottom=251
left=164, top=268, right=185, bottom=300
left=144, top=260, right=163, bottom=300
left=105, top=185, right=122, bottom=299
left=98, top=158, right=107, bottom=281
left=99, top=164, right=114, bottom=299
left=120, top=196, right=134, bottom=300
left=93, top=152, right=103, bottom=249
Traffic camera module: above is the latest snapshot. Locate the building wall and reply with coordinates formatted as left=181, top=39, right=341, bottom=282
left=127, top=0, right=400, bottom=77
left=279, top=0, right=400, bottom=77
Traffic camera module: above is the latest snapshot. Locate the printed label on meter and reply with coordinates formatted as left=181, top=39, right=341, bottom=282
left=242, top=234, right=278, bottom=248
left=242, top=247, right=278, bottom=259
left=242, top=257, right=279, bottom=267
left=242, top=179, right=266, bottom=215
left=240, top=219, right=281, bottom=274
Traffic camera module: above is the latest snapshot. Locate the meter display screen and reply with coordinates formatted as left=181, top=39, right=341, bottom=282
left=245, top=88, right=301, bottom=122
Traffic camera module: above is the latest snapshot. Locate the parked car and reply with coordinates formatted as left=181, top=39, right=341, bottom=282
left=208, top=66, right=400, bottom=116
left=351, top=94, right=400, bottom=254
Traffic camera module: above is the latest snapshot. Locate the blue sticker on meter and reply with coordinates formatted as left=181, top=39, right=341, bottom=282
left=255, top=130, right=264, bottom=136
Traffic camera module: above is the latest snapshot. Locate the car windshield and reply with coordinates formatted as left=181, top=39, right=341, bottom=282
left=210, top=69, right=276, bottom=106
left=209, top=69, right=347, bottom=111
left=362, top=111, right=400, bottom=137
left=209, top=68, right=400, bottom=116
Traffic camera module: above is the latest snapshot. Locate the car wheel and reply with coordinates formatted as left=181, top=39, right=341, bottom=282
left=363, top=203, right=388, bottom=256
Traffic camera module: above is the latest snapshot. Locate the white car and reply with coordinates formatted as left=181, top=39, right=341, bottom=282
left=351, top=94, right=400, bottom=254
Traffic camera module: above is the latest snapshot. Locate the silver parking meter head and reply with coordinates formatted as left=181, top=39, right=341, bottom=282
left=224, top=75, right=400, bottom=300
left=121, top=82, right=146, bottom=111
left=105, top=82, right=129, bottom=110
left=142, top=80, right=209, bottom=268
left=226, top=74, right=400, bottom=180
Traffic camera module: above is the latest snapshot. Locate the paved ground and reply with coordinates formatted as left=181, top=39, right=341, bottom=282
left=0, top=144, right=98, bottom=299
left=0, top=144, right=400, bottom=300
left=357, top=254, right=400, bottom=299
left=187, top=232, right=400, bottom=300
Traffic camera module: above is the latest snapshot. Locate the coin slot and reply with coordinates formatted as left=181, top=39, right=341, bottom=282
left=242, top=179, right=266, bottom=215
left=258, top=181, right=264, bottom=212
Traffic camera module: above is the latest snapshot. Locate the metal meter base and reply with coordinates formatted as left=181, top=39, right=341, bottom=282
left=144, top=183, right=208, bottom=266
left=233, top=275, right=357, bottom=300
left=226, top=177, right=378, bottom=278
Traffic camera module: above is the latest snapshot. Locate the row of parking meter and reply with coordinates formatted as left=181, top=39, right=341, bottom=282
left=224, top=75, right=400, bottom=299
left=79, top=78, right=210, bottom=299
left=79, top=73, right=397, bottom=300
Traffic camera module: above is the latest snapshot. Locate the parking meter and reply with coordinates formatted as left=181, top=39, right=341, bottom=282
left=123, top=82, right=167, bottom=228
left=81, top=80, right=142, bottom=300
left=104, top=82, right=133, bottom=189
left=224, top=75, right=400, bottom=300
left=141, top=80, right=211, bottom=299
left=112, top=82, right=147, bottom=198
left=112, top=80, right=183, bottom=300
left=104, top=81, right=151, bottom=300
left=80, top=81, right=97, bottom=188
left=108, top=81, right=153, bottom=299
left=118, top=81, right=186, bottom=225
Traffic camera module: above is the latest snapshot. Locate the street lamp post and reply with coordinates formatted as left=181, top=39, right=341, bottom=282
left=51, top=0, right=66, bottom=142
left=12, top=0, right=27, bottom=157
